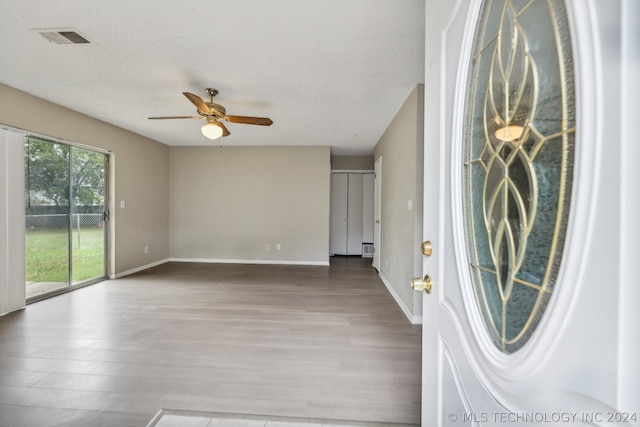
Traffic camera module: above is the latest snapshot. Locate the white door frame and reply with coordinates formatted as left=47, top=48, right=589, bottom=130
left=373, top=157, right=382, bottom=270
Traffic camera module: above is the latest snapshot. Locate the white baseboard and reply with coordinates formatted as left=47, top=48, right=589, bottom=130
left=378, top=272, right=422, bottom=325
left=110, top=258, right=170, bottom=279
left=110, top=258, right=330, bottom=280
left=0, top=306, right=25, bottom=317
left=169, top=258, right=330, bottom=266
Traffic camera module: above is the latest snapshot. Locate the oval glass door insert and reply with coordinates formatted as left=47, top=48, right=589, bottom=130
left=462, top=0, right=576, bottom=353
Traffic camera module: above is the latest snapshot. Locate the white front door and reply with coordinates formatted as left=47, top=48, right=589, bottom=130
left=420, top=1, right=639, bottom=426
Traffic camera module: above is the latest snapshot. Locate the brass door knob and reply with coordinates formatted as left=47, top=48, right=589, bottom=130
left=411, top=275, right=432, bottom=293
left=421, top=241, right=432, bottom=257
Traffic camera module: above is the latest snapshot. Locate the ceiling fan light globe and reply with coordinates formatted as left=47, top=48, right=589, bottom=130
left=495, top=125, right=525, bottom=142
left=201, top=122, right=223, bottom=140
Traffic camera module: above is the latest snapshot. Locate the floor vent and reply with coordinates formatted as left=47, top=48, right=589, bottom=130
left=362, top=243, right=374, bottom=258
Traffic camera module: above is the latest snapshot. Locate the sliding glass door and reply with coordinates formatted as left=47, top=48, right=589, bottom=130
left=70, top=146, right=107, bottom=284
left=25, top=137, right=108, bottom=300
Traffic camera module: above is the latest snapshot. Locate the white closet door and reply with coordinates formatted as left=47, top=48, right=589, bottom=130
left=362, top=173, right=374, bottom=243
left=330, top=173, right=348, bottom=255
left=346, top=173, right=363, bottom=255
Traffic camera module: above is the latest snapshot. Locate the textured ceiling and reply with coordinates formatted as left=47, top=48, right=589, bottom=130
left=0, top=0, right=425, bottom=155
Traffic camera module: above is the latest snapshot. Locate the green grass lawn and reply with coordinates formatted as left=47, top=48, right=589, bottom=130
left=26, top=228, right=105, bottom=283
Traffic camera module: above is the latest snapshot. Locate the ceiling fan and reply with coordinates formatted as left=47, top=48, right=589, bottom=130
left=148, top=88, right=273, bottom=140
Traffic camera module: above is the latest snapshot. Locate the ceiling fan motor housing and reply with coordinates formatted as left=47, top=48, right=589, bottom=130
left=203, top=102, right=226, bottom=118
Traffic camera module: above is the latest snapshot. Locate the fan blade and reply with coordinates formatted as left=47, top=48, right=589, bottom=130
left=183, top=92, right=213, bottom=115
left=148, top=116, right=202, bottom=120
left=218, top=122, right=231, bottom=137
left=226, top=115, right=273, bottom=126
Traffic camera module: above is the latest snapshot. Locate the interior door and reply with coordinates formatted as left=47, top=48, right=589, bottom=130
left=373, top=157, right=382, bottom=269
left=330, top=173, right=348, bottom=255
left=420, top=1, right=638, bottom=426
left=362, top=173, right=375, bottom=245
left=346, top=173, right=364, bottom=255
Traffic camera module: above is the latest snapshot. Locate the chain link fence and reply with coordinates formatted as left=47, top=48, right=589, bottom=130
left=26, top=213, right=104, bottom=249
left=26, top=213, right=104, bottom=231
left=25, top=213, right=105, bottom=290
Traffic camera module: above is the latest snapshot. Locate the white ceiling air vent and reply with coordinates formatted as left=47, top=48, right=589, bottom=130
left=37, top=30, right=91, bottom=44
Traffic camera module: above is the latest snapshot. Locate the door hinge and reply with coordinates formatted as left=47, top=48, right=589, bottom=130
left=102, top=210, right=110, bottom=222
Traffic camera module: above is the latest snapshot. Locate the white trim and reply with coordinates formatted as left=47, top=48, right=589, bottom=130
left=110, top=257, right=332, bottom=279
left=169, top=258, right=330, bottom=266
left=1, top=123, right=112, bottom=155
left=0, top=306, right=25, bottom=317
left=619, top=0, right=640, bottom=411
left=110, top=258, right=170, bottom=279
left=378, top=272, right=422, bottom=325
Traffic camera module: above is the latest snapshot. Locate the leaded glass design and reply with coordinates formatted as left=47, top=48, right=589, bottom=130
left=462, top=0, right=575, bottom=353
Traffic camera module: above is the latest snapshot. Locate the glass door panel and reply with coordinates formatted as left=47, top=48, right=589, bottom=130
left=25, top=138, right=71, bottom=299
left=25, top=137, right=108, bottom=300
left=70, top=147, right=106, bottom=284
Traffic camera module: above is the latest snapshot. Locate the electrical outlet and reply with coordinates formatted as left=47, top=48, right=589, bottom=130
left=120, top=200, right=125, bottom=208
left=276, top=243, right=281, bottom=250
left=265, top=244, right=270, bottom=250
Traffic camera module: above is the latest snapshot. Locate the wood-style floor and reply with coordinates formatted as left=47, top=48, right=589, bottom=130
left=0, top=257, right=422, bottom=426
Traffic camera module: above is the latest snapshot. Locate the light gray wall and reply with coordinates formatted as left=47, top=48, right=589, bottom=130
left=170, top=145, right=331, bottom=265
left=0, top=84, right=170, bottom=277
left=374, top=85, right=424, bottom=322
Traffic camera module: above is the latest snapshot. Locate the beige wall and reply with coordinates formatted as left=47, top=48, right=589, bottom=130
left=331, top=155, right=374, bottom=170
left=0, top=82, right=417, bottom=320
left=170, top=145, right=331, bottom=264
left=374, top=85, right=424, bottom=322
left=0, top=84, right=170, bottom=277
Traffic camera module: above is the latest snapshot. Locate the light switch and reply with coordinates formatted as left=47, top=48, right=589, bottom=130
left=120, top=200, right=125, bottom=208
left=407, top=199, right=413, bottom=210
